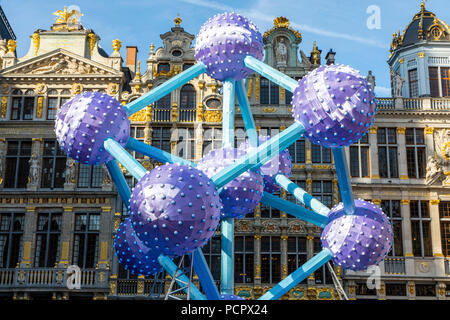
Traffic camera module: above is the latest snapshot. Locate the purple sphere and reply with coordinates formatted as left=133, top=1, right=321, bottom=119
left=114, top=218, right=162, bottom=276
left=197, top=148, right=264, bottom=219
left=54, top=91, right=130, bottom=165
left=220, top=294, right=245, bottom=300
left=292, top=64, right=376, bottom=148
left=195, top=12, right=264, bottom=81
left=239, top=136, right=293, bottom=193
left=130, top=164, right=221, bottom=257
left=321, top=199, right=393, bottom=271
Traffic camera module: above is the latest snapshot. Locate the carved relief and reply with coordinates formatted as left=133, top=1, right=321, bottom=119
left=106, top=83, right=119, bottom=96
left=428, top=129, right=450, bottom=186
left=1, top=96, right=7, bottom=118
left=36, top=96, right=44, bottom=118
left=70, top=83, right=83, bottom=95
left=204, top=110, right=222, bottom=122
left=28, top=153, right=41, bottom=185
left=288, top=221, right=306, bottom=233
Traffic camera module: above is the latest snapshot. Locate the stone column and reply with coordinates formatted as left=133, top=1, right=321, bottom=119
left=19, top=206, right=37, bottom=268
left=280, top=235, right=288, bottom=279
left=401, top=200, right=415, bottom=275
left=0, top=138, right=6, bottom=188
left=306, top=235, right=315, bottom=284
left=407, top=281, right=415, bottom=300
left=397, top=127, right=408, bottom=180
left=430, top=199, right=445, bottom=276
left=253, top=234, right=262, bottom=287
left=368, top=127, right=379, bottom=179
left=424, top=127, right=435, bottom=159
left=27, top=138, right=43, bottom=191
left=58, top=206, right=74, bottom=268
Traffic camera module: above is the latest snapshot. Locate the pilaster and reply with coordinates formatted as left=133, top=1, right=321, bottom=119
left=397, top=127, right=408, bottom=179
left=368, top=127, right=380, bottom=179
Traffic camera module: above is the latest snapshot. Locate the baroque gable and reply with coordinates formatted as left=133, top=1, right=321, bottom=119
left=0, top=49, right=121, bottom=77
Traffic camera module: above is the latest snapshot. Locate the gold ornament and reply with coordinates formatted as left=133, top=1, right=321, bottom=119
left=32, top=33, right=40, bottom=56
left=70, top=83, right=83, bottom=95
left=112, top=39, right=122, bottom=53
left=1, top=96, right=8, bottom=118
left=36, top=96, right=44, bottom=118
left=7, top=40, right=16, bottom=53
left=88, top=33, right=96, bottom=56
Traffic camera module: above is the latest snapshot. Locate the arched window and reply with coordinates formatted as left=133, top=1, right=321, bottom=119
left=180, top=84, right=196, bottom=109
left=155, top=93, right=171, bottom=109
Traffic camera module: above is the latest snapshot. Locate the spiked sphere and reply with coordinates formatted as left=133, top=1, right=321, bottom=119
left=321, top=200, right=393, bottom=271
left=195, top=12, right=264, bottom=81
left=54, top=91, right=130, bottom=165
left=292, top=64, right=376, bottom=148
left=197, top=148, right=264, bottom=219
left=220, top=294, right=245, bottom=300
left=130, top=164, right=221, bottom=257
left=239, top=135, right=293, bottom=193
left=114, top=218, right=162, bottom=276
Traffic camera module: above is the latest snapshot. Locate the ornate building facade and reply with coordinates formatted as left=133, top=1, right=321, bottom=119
left=0, top=3, right=448, bottom=300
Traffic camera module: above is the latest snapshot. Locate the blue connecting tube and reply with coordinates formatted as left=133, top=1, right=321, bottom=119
left=244, top=55, right=298, bottom=93
left=258, top=248, right=332, bottom=300
left=211, top=122, right=305, bottom=188
left=332, top=148, right=355, bottom=215
left=125, top=137, right=196, bottom=167
left=125, top=62, right=207, bottom=116
left=235, top=79, right=258, bottom=148
left=157, top=254, right=206, bottom=300
left=105, top=159, right=131, bottom=207
left=260, top=193, right=329, bottom=228
left=275, top=174, right=330, bottom=216
left=103, top=138, right=147, bottom=180
left=193, top=249, right=221, bottom=300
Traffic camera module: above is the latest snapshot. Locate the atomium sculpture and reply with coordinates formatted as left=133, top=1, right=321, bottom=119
left=55, top=12, right=393, bottom=300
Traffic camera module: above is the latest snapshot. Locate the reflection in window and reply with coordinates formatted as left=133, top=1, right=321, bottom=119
left=235, top=236, right=254, bottom=284
left=73, top=213, right=100, bottom=268
left=34, top=212, right=62, bottom=267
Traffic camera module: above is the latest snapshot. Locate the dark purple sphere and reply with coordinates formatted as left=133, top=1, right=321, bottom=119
left=54, top=91, right=130, bottom=165
left=129, top=164, right=221, bottom=257
left=239, top=136, right=293, bottom=193
left=321, top=199, right=393, bottom=271
left=114, top=218, right=162, bottom=276
left=197, top=148, right=264, bottom=219
left=220, top=294, right=245, bottom=300
left=195, top=12, right=264, bottom=81
left=292, top=64, right=376, bottom=148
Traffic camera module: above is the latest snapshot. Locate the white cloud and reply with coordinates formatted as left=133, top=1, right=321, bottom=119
left=176, top=0, right=388, bottom=49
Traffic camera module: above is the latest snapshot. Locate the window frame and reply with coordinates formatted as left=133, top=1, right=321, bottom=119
left=377, top=128, right=399, bottom=179
left=41, top=139, right=67, bottom=189
left=405, top=128, right=425, bottom=179
left=234, top=236, right=254, bottom=284
left=72, top=212, right=100, bottom=269
left=261, top=236, right=281, bottom=283
left=34, top=212, right=62, bottom=267
left=410, top=200, right=432, bottom=257
left=349, top=135, right=370, bottom=178
left=4, top=140, right=32, bottom=189
left=0, top=212, right=25, bottom=268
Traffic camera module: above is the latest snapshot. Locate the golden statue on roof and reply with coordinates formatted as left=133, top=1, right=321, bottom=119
left=53, top=6, right=83, bottom=24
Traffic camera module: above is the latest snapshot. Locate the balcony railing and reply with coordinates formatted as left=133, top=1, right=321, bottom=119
left=384, top=257, right=406, bottom=275
left=179, top=109, right=196, bottom=122
left=0, top=268, right=108, bottom=290
left=115, top=279, right=166, bottom=297
left=376, top=97, right=450, bottom=111
left=152, top=108, right=171, bottom=122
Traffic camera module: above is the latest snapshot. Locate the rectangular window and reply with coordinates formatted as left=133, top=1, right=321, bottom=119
left=4, top=140, right=32, bottom=188
left=311, top=144, right=331, bottom=164
left=46, top=97, right=58, bottom=120
left=176, top=128, right=195, bottom=160
left=285, top=90, right=293, bottom=105
left=385, top=283, right=407, bottom=296
left=260, top=78, right=279, bottom=105
left=34, top=212, right=62, bottom=267
left=234, top=127, right=248, bottom=149
left=287, top=236, right=307, bottom=284
left=377, top=128, right=398, bottom=178
left=408, top=69, right=419, bottom=98
left=151, top=127, right=171, bottom=154
left=235, top=236, right=254, bottom=284
left=313, top=238, right=332, bottom=284
left=406, top=128, right=425, bottom=179
left=441, top=67, right=450, bottom=97
left=439, top=202, right=450, bottom=257
left=0, top=213, right=24, bottom=268
left=203, top=127, right=222, bottom=156
left=381, top=200, right=403, bottom=256
left=350, top=134, right=369, bottom=177
left=261, top=236, right=281, bottom=283
left=312, top=180, right=333, bottom=208
left=73, top=213, right=100, bottom=268
left=415, top=284, right=436, bottom=297
left=41, top=140, right=67, bottom=189
left=288, top=139, right=306, bottom=164
left=11, top=95, right=34, bottom=120
left=261, top=191, right=281, bottom=218
left=429, top=67, right=440, bottom=97
left=410, top=200, right=432, bottom=257
left=77, top=164, right=103, bottom=188
left=202, top=236, right=221, bottom=281
left=128, top=126, right=146, bottom=160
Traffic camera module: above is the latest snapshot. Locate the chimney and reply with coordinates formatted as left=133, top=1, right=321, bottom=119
left=126, top=46, right=138, bottom=74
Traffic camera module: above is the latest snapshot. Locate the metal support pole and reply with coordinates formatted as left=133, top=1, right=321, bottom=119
left=104, top=138, right=147, bottom=180
left=235, top=79, right=258, bottom=148
left=193, top=248, right=221, bottom=300
left=105, top=159, right=131, bottom=207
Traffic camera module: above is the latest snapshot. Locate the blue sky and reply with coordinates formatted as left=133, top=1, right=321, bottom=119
left=2, top=0, right=449, bottom=97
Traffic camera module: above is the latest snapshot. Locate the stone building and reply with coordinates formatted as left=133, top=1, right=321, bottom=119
left=0, top=2, right=449, bottom=301
left=0, top=6, right=127, bottom=300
